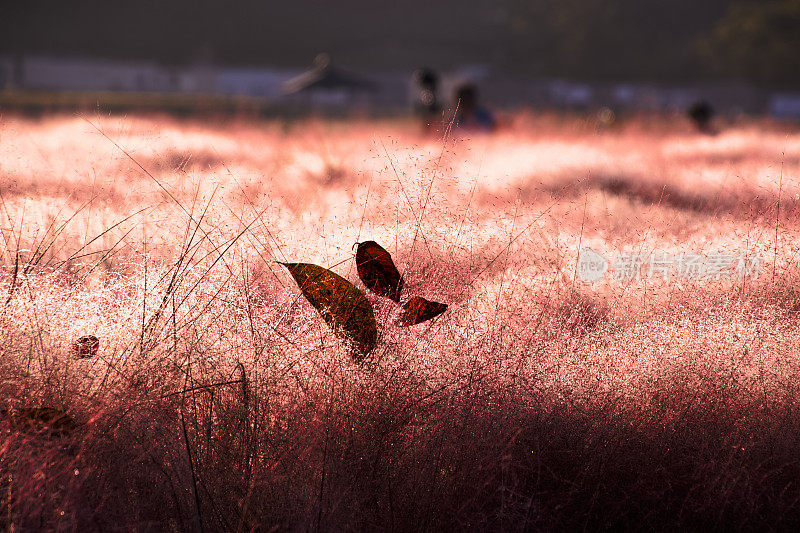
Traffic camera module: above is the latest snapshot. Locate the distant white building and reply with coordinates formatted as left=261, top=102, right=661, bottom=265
left=549, top=80, right=594, bottom=108
left=175, top=64, right=218, bottom=94
left=217, top=67, right=300, bottom=98
left=771, top=93, right=800, bottom=119
left=0, top=56, right=14, bottom=89
left=19, top=56, right=171, bottom=92
left=0, top=54, right=795, bottom=117
left=0, top=54, right=310, bottom=100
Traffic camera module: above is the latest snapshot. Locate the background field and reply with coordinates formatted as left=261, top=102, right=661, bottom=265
left=2, top=113, right=800, bottom=530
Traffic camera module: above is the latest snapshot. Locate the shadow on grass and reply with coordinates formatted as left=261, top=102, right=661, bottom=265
left=521, top=173, right=797, bottom=222
left=3, top=372, right=800, bottom=531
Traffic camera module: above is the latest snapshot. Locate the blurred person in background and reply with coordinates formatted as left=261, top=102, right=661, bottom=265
left=412, top=68, right=442, bottom=134
left=688, top=100, right=716, bottom=134
left=453, top=83, right=496, bottom=132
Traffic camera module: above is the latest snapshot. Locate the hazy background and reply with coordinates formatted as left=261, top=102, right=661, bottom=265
left=4, top=2, right=800, bottom=531
left=2, top=0, right=799, bottom=88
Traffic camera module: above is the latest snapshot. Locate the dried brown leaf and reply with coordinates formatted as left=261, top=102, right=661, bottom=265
left=73, top=335, right=99, bottom=358
left=395, top=296, right=448, bottom=326
left=355, top=241, right=404, bottom=302
left=281, top=262, right=377, bottom=359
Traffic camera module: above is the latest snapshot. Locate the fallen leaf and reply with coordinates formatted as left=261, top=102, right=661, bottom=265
left=281, top=262, right=377, bottom=359
left=355, top=241, right=404, bottom=302
left=395, top=296, right=448, bottom=326
left=73, top=335, right=99, bottom=358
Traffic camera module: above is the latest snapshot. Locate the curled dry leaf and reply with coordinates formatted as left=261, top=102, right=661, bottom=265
left=355, top=241, right=404, bottom=302
left=395, top=296, right=448, bottom=326
left=281, top=262, right=377, bottom=360
left=0, top=407, right=78, bottom=437
left=73, top=335, right=99, bottom=358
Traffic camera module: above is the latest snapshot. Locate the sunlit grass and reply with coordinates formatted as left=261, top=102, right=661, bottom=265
left=1, top=112, right=799, bottom=530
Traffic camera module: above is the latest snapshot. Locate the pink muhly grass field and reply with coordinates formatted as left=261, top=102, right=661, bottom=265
left=1, top=112, right=800, bottom=530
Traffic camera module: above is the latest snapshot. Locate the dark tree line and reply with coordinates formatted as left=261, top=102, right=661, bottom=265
left=1, top=0, right=798, bottom=88
left=700, top=0, right=800, bottom=87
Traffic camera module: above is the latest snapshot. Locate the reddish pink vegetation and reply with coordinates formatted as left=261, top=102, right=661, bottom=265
left=1, top=113, right=800, bottom=529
